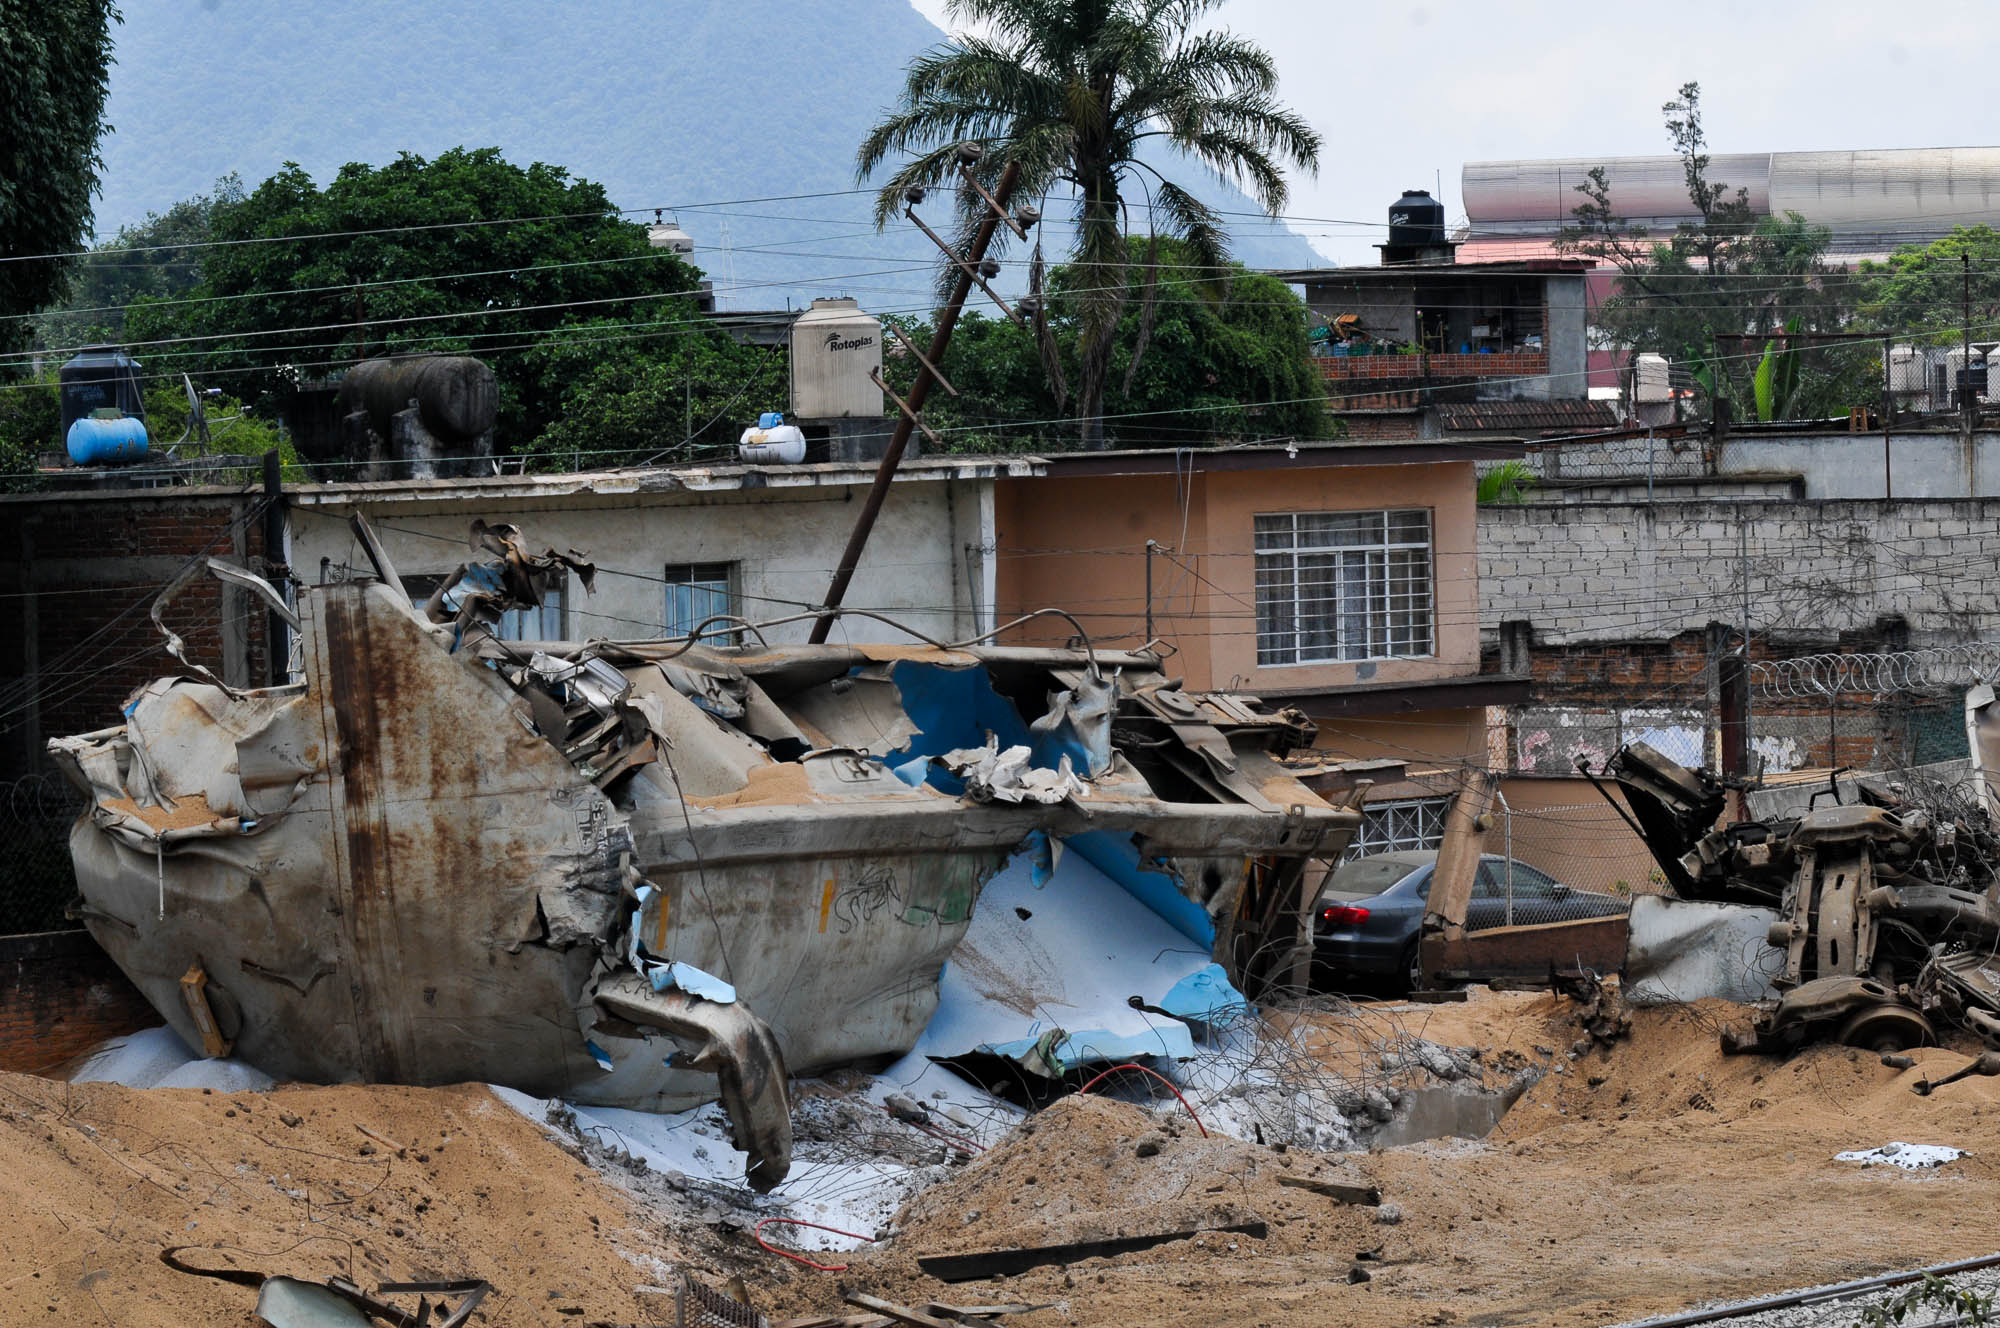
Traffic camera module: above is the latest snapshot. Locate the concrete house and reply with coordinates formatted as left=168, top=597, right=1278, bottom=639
left=991, top=439, right=1526, bottom=854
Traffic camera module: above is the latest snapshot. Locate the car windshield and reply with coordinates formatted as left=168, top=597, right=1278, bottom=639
left=1324, top=855, right=1422, bottom=898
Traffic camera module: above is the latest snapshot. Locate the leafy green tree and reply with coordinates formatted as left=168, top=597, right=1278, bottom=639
left=1558, top=82, right=1868, bottom=419
left=1859, top=225, right=2000, bottom=343
left=887, top=238, right=1326, bottom=449
left=857, top=0, right=1320, bottom=448
left=516, top=307, right=788, bottom=469
left=0, top=0, right=118, bottom=360
left=123, top=149, right=709, bottom=448
left=35, top=175, right=245, bottom=348
left=0, top=372, right=60, bottom=488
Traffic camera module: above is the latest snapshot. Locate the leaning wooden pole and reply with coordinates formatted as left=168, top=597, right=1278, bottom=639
left=809, top=159, right=1021, bottom=643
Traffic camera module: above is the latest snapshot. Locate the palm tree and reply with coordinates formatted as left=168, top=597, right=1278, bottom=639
left=857, top=0, right=1320, bottom=448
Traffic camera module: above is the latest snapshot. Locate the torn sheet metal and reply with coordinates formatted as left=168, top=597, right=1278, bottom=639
left=911, top=838, right=1249, bottom=1076
left=1624, top=894, right=1783, bottom=1005
left=51, top=515, right=1354, bottom=1192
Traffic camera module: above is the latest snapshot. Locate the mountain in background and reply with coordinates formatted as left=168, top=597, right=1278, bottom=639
left=92, top=0, right=1329, bottom=311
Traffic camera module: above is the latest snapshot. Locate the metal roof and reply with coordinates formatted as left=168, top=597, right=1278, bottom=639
left=1432, top=400, right=1619, bottom=433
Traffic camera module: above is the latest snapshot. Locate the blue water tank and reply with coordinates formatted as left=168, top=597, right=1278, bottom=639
left=66, top=415, right=149, bottom=465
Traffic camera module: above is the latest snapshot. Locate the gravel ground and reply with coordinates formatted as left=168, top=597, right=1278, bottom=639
left=1610, top=1258, right=2000, bottom=1327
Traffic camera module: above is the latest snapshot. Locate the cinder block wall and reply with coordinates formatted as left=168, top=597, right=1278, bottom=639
left=1480, top=497, right=2000, bottom=648
left=0, top=931, right=158, bottom=1075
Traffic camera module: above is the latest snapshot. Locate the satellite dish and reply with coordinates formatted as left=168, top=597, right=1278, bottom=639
left=165, top=373, right=211, bottom=456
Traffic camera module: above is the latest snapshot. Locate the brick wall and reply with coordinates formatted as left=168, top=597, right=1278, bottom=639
left=1318, top=351, right=1548, bottom=381
left=0, top=930, right=159, bottom=1075
left=0, top=489, right=272, bottom=783
left=1493, top=626, right=1950, bottom=776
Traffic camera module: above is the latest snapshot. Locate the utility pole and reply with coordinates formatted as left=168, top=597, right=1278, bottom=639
left=1882, top=337, right=1893, bottom=499
left=1964, top=252, right=1977, bottom=457
left=810, top=156, right=1024, bottom=644
left=1144, top=539, right=1157, bottom=642
left=262, top=450, right=290, bottom=685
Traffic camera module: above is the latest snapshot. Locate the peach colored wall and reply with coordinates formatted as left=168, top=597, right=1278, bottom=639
left=994, top=460, right=1478, bottom=695
left=1310, top=708, right=1488, bottom=768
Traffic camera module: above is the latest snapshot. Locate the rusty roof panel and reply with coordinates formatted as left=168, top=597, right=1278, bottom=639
left=1432, top=400, right=1619, bottom=433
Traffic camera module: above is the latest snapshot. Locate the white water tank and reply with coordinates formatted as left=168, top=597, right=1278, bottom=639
left=648, top=212, right=694, bottom=255
left=790, top=297, right=883, bottom=419
left=1888, top=344, right=1925, bottom=395
left=738, top=413, right=807, bottom=464
left=1634, top=353, right=1671, bottom=403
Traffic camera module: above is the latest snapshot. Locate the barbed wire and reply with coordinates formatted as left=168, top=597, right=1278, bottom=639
left=1751, top=643, right=2000, bottom=700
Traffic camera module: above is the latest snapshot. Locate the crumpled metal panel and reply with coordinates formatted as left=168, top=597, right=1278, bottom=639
left=54, top=556, right=1359, bottom=1187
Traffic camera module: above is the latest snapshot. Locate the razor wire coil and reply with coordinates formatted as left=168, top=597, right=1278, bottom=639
left=1752, top=644, right=2000, bottom=700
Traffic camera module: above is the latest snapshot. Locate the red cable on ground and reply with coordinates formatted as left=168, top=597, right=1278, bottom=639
left=1074, top=1062, right=1209, bottom=1137
left=752, top=1216, right=878, bottom=1273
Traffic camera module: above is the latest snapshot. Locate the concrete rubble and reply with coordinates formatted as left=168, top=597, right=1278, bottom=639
left=46, top=515, right=1354, bottom=1193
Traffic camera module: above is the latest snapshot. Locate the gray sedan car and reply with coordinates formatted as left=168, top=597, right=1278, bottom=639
left=1310, top=850, right=1628, bottom=993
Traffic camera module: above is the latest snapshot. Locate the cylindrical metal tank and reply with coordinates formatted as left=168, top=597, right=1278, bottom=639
left=1461, top=154, right=1773, bottom=227
left=337, top=355, right=498, bottom=442
left=739, top=413, right=808, bottom=464
left=789, top=298, right=883, bottom=419
left=1387, top=190, right=1446, bottom=249
left=66, top=415, right=149, bottom=465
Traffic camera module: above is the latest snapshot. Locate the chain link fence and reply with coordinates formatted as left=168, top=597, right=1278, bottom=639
left=0, top=775, right=85, bottom=935
left=1329, top=790, right=1657, bottom=932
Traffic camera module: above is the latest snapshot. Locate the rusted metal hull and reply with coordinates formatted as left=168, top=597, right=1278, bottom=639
left=53, top=577, right=1355, bottom=1184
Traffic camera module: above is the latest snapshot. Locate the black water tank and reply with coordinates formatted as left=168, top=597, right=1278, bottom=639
left=1388, top=190, right=1446, bottom=249
left=58, top=347, right=145, bottom=433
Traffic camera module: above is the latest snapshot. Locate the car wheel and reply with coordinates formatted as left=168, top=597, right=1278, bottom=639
left=1401, top=940, right=1426, bottom=995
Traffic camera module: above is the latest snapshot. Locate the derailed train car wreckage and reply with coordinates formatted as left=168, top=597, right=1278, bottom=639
left=49, top=518, right=1355, bottom=1191
left=1601, top=737, right=2000, bottom=1055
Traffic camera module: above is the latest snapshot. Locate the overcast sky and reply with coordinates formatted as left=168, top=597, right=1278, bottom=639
left=907, top=0, right=1994, bottom=264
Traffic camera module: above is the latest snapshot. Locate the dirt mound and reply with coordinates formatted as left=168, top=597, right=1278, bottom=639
left=0, top=1071, right=692, bottom=1326
left=760, top=990, right=2000, bottom=1328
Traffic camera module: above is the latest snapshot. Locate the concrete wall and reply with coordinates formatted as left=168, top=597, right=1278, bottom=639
left=995, top=460, right=1481, bottom=695
left=292, top=471, right=998, bottom=648
left=1718, top=429, right=2000, bottom=499
left=1544, top=274, right=1589, bottom=402
left=1480, top=496, right=2000, bottom=648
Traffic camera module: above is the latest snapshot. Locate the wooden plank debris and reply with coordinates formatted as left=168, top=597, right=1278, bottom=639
left=842, top=1292, right=960, bottom=1328
left=1278, top=1175, right=1382, bottom=1206
left=924, top=1305, right=1048, bottom=1320
left=915, top=1217, right=1269, bottom=1283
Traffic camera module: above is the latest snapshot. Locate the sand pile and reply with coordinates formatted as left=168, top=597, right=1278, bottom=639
left=754, top=990, right=2000, bottom=1328
left=0, top=1070, right=696, bottom=1326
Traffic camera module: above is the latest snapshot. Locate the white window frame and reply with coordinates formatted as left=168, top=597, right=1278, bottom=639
left=1254, top=508, right=1434, bottom=666
left=664, top=561, right=735, bottom=641
left=1343, top=795, right=1452, bottom=860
